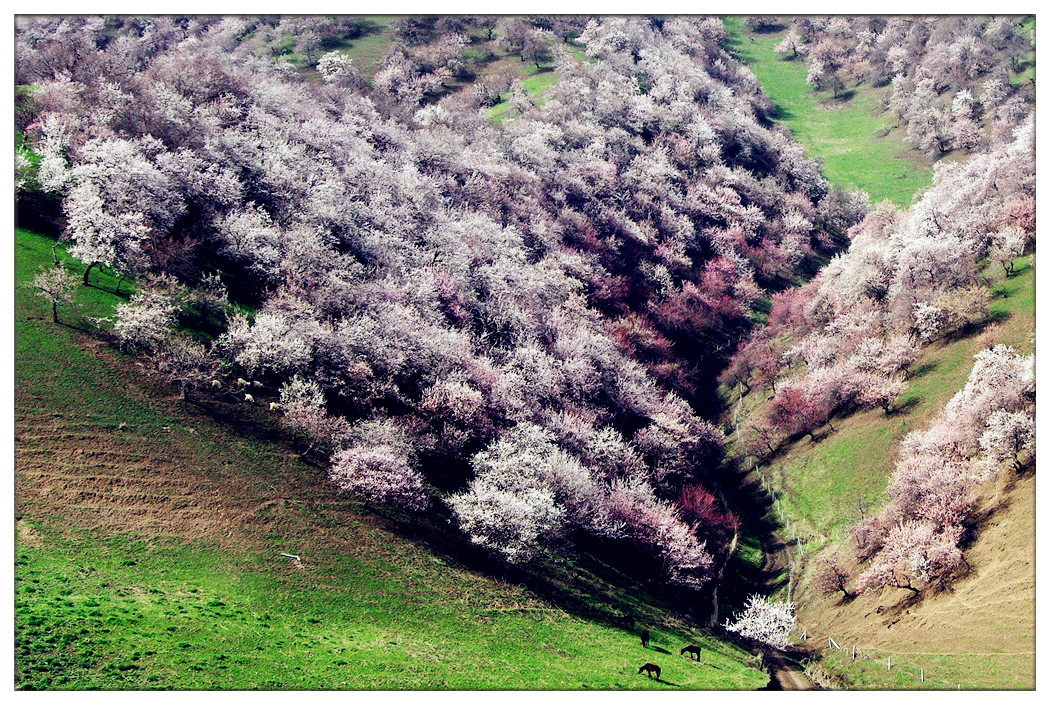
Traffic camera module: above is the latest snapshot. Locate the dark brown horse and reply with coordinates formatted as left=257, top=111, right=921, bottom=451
left=640, top=629, right=650, bottom=648
left=638, top=663, right=661, bottom=679
left=681, top=644, right=702, bottom=660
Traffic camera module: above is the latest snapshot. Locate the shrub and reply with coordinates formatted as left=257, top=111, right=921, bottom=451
left=329, top=445, right=429, bottom=512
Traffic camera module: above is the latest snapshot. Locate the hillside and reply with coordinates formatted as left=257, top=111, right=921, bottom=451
left=14, top=14, right=1035, bottom=692
left=15, top=228, right=766, bottom=689
left=16, top=14, right=862, bottom=626
left=723, top=16, right=1036, bottom=691
left=778, top=257, right=1036, bottom=690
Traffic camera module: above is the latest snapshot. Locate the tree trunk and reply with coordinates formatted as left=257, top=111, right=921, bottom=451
left=83, top=261, right=98, bottom=286
left=115, top=272, right=127, bottom=295
left=52, top=302, right=59, bottom=324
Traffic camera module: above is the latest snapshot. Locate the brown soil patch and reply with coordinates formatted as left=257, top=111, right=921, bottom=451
left=17, top=414, right=243, bottom=541
left=14, top=337, right=393, bottom=565
left=16, top=519, right=43, bottom=547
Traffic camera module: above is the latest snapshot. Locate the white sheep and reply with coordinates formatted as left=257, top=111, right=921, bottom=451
left=251, top=380, right=264, bottom=389
left=235, top=377, right=249, bottom=388
left=210, top=379, right=222, bottom=388
left=244, top=393, right=254, bottom=403
left=269, top=402, right=281, bottom=412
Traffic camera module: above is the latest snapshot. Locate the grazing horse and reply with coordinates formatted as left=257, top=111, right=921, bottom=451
left=638, top=663, right=661, bottom=679
left=681, top=644, right=702, bottom=660
left=640, top=629, right=650, bottom=648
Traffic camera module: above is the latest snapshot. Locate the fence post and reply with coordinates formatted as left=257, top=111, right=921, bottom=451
left=920, top=669, right=924, bottom=683
left=829, top=637, right=839, bottom=650
left=852, top=645, right=856, bottom=661
left=887, top=656, right=892, bottom=671
left=800, top=629, right=807, bottom=641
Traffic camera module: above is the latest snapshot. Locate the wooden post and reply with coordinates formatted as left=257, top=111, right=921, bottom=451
left=829, top=637, right=839, bottom=650
left=920, top=669, right=924, bottom=683
left=852, top=645, right=856, bottom=661
left=887, top=656, right=892, bottom=671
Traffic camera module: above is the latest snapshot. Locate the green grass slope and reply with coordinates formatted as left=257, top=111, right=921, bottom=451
left=15, top=228, right=766, bottom=690
left=489, top=64, right=561, bottom=122
left=754, top=256, right=1033, bottom=549
left=722, top=18, right=936, bottom=207
left=732, top=258, right=1034, bottom=690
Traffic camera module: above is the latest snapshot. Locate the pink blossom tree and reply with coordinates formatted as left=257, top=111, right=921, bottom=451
left=814, top=558, right=855, bottom=600
left=855, top=521, right=965, bottom=595
left=330, top=445, right=429, bottom=512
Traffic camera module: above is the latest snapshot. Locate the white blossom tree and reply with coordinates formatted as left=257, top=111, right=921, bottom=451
left=111, top=289, right=177, bottom=352
left=31, top=263, right=78, bottom=324
left=980, top=410, right=1034, bottom=472
left=149, top=336, right=219, bottom=401
left=724, top=595, right=796, bottom=649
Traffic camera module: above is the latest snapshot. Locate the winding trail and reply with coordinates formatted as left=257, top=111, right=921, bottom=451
left=711, top=460, right=817, bottom=690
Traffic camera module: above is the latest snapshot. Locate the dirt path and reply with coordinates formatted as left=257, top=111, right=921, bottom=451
left=710, top=462, right=816, bottom=691
left=755, top=538, right=816, bottom=690
left=760, top=650, right=814, bottom=690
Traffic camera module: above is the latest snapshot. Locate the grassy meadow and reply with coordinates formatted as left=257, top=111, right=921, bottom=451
left=722, top=17, right=936, bottom=207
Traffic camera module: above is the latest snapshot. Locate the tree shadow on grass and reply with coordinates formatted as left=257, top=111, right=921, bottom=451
left=767, top=103, right=794, bottom=121
left=828, top=89, right=857, bottom=103
left=908, top=360, right=938, bottom=380
left=986, top=309, right=1013, bottom=325
left=889, top=395, right=922, bottom=415
left=383, top=508, right=703, bottom=645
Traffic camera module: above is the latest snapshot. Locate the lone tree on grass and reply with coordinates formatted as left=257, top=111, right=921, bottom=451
left=31, top=263, right=78, bottom=324
left=149, top=336, right=219, bottom=402
left=724, top=594, right=796, bottom=649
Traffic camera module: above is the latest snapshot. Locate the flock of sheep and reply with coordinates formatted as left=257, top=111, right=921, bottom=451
left=210, top=376, right=281, bottom=411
